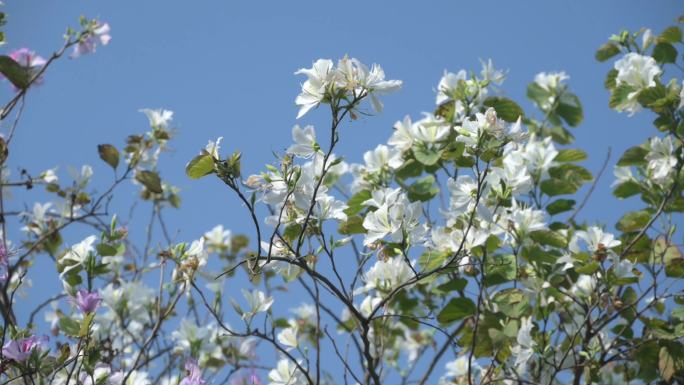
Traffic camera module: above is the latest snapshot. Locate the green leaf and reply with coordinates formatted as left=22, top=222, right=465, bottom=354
left=546, top=199, right=575, bottom=215
left=617, top=146, right=648, bottom=167
left=527, top=82, right=551, bottom=109
left=638, top=84, right=666, bottom=104
left=484, top=254, right=516, bottom=286
left=666, top=258, right=684, bottom=278
left=576, top=261, right=600, bottom=274
left=492, top=289, right=529, bottom=318
left=609, top=84, right=636, bottom=109
left=0, top=136, right=8, bottom=166
left=419, top=249, right=450, bottom=271
left=282, top=223, right=302, bottom=242
left=434, top=278, right=468, bottom=295
left=604, top=69, right=618, bottom=90
left=434, top=101, right=455, bottom=122
left=344, top=190, right=371, bottom=216
left=540, top=179, right=576, bottom=196
left=413, top=146, right=442, bottom=166
left=0, top=55, right=31, bottom=89
left=555, top=149, right=587, bottom=163
left=437, top=297, right=476, bottom=325
left=556, top=93, right=583, bottom=127
left=616, top=210, right=651, bottom=233
left=660, top=26, right=683, bottom=43
left=595, top=43, right=621, bottom=62
left=97, top=144, right=119, bottom=169
left=395, top=158, right=423, bottom=180
left=546, top=125, right=575, bottom=145
left=186, top=153, right=215, bottom=179
left=135, top=170, right=163, bottom=193
left=407, top=175, right=439, bottom=202
left=542, top=164, right=591, bottom=197
left=96, top=243, right=118, bottom=257
left=483, top=97, right=524, bottom=122
left=529, top=230, right=567, bottom=248
left=652, top=42, right=677, bottom=64
left=338, top=216, right=366, bottom=235
left=659, top=346, right=675, bottom=382
left=59, top=317, right=81, bottom=337
left=79, top=313, right=95, bottom=337
left=613, top=180, right=641, bottom=199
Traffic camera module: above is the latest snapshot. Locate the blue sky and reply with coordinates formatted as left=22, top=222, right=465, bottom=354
left=1, top=0, right=682, bottom=374
left=4, top=1, right=679, bottom=235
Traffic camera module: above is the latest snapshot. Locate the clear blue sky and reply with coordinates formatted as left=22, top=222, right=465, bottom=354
left=2, top=0, right=681, bottom=356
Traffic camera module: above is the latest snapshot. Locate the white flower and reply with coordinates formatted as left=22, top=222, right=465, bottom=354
left=287, top=125, right=319, bottom=158
left=611, top=166, right=634, bottom=188
left=205, top=137, right=222, bottom=159
left=358, top=257, right=414, bottom=293
left=80, top=364, right=114, bottom=385
left=139, top=108, right=174, bottom=129
left=446, top=175, right=479, bottom=214
left=388, top=115, right=416, bottom=151
left=61, top=235, right=97, bottom=275
left=534, top=71, right=568, bottom=93
left=362, top=190, right=425, bottom=246
left=572, top=274, right=597, bottom=298
left=436, top=69, right=467, bottom=105
left=21, top=202, right=53, bottom=236
left=488, top=154, right=533, bottom=196
left=442, top=356, right=480, bottom=382
left=506, top=200, right=546, bottom=239
left=277, top=322, right=299, bottom=350
left=336, top=56, right=402, bottom=112
left=241, top=289, right=274, bottom=319
left=184, top=238, right=208, bottom=269
left=610, top=254, right=635, bottom=280
left=505, top=135, right=558, bottom=179
left=646, top=136, right=677, bottom=185
left=642, top=29, right=654, bottom=49
left=613, top=53, right=662, bottom=114
left=171, top=318, right=211, bottom=354
left=268, top=359, right=306, bottom=385
left=68, top=164, right=94, bottom=187
left=429, top=227, right=488, bottom=267
left=411, top=114, right=450, bottom=144
left=533, top=71, right=569, bottom=110
left=204, top=225, right=231, bottom=252
left=39, top=168, right=58, bottom=184
left=570, top=226, right=621, bottom=254
left=454, top=108, right=507, bottom=147
left=615, top=53, right=661, bottom=90
left=445, top=356, right=469, bottom=378
left=291, top=303, right=316, bottom=320
left=480, top=58, right=506, bottom=85
left=122, top=370, right=151, bottom=385
left=511, top=317, right=536, bottom=373
left=313, top=194, right=347, bottom=222
left=363, top=144, right=403, bottom=173
left=294, top=59, right=335, bottom=119
left=363, top=204, right=400, bottom=245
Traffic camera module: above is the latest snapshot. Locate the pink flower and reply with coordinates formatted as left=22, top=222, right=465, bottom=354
left=4, top=48, right=47, bottom=88
left=230, top=369, right=261, bottom=385
left=71, top=23, right=111, bottom=58
left=71, top=289, right=102, bottom=313
left=180, top=358, right=206, bottom=385
left=2, top=335, right=48, bottom=362
left=9, top=48, right=47, bottom=68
